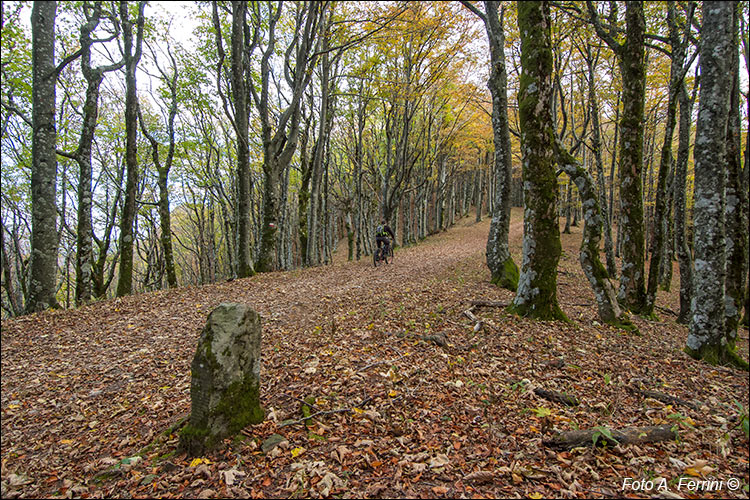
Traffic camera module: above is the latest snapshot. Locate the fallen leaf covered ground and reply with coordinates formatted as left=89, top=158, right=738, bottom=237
left=2, top=208, right=748, bottom=499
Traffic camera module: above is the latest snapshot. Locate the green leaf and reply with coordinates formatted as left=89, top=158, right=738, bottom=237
left=532, top=407, right=552, bottom=418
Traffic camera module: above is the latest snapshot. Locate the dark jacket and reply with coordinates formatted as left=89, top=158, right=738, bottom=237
left=376, top=224, right=395, bottom=240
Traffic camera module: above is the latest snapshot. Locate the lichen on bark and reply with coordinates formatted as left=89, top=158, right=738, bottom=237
left=482, top=2, right=518, bottom=291
left=556, top=144, right=637, bottom=333
left=685, top=2, right=747, bottom=371
left=509, top=1, right=566, bottom=322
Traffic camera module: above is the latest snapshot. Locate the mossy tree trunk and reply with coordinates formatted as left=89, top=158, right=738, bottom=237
left=724, top=3, right=747, bottom=350
left=509, top=0, right=566, bottom=322
left=615, top=3, right=647, bottom=314
left=115, top=0, right=145, bottom=298
left=556, top=145, right=635, bottom=331
left=586, top=0, right=647, bottom=314
left=26, top=1, right=60, bottom=313
left=462, top=1, right=518, bottom=290
left=685, top=1, right=747, bottom=371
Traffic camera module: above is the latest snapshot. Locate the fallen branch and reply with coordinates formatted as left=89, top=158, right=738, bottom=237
left=358, top=354, right=407, bottom=372
left=534, top=387, right=579, bottom=406
left=279, top=396, right=375, bottom=428
left=469, top=300, right=509, bottom=308
left=626, top=386, right=701, bottom=410
left=543, top=424, right=676, bottom=450
left=463, top=307, right=485, bottom=332
left=655, top=305, right=678, bottom=317
left=463, top=307, right=479, bottom=322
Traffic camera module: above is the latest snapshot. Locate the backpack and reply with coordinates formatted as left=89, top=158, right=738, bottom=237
left=376, top=224, right=385, bottom=237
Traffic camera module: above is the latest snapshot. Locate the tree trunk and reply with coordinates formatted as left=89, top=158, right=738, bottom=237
left=674, top=79, right=696, bottom=324
left=584, top=46, right=616, bottom=277
left=685, top=1, right=747, bottom=370
left=27, top=1, right=59, bottom=313
left=231, top=0, right=254, bottom=278
left=616, top=2, right=647, bottom=314
left=509, top=0, right=566, bottom=321
left=563, top=181, right=572, bottom=234
left=557, top=146, right=635, bottom=331
left=307, top=45, right=331, bottom=267
left=116, top=0, right=145, bottom=297
left=724, top=2, right=747, bottom=350
left=644, top=2, right=688, bottom=316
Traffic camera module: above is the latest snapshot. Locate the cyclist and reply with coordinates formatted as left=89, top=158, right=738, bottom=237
left=375, top=219, right=395, bottom=257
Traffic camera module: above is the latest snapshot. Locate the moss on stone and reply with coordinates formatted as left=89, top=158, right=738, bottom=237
left=212, top=375, right=265, bottom=435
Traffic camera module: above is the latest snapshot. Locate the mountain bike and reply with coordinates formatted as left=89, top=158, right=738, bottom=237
left=373, top=239, right=393, bottom=267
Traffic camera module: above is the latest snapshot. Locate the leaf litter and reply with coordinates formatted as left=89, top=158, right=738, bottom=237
left=1, top=208, right=748, bottom=499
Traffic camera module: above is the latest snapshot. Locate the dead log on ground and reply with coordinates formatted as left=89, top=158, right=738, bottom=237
left=543, top=424, right=676, bottom=450
left=626, top=386, right=701, bottom=410
left=469, top=300, right=509, bottom=308
left=534, top=387, right=579, bottom=406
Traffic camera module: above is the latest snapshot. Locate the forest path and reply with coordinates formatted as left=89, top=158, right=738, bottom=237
left=2, top=209, right=748, bottom=499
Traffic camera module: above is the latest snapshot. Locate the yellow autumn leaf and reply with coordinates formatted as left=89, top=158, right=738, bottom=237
left=685, top=467, right=702, bottom=477
left=529, top=493, right=544, bottom=499
left=388, top=390, right=398, bottom=397
left=190, top=458, right=209, bottom=467
left=8, top=404, right=19, bottom=409
left=529, top=425, right=539, bottom=433
left=291, top=447, right=305, bottom=458
left=60, top=439, right=73, bottom=444
left=352, top=407, right=363, bottom=414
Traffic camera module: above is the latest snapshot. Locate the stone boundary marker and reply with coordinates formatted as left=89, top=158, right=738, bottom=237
left=179, top=303, right=264, bottom=456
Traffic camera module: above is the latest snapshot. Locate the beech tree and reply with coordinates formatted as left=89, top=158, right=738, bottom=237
left=26, top=1, right=59, bottom=313
left=509, top=0, right=565, bottom=321
left=723, top=2, right=747, bottom=349
left=115, top=0, right=146, bottom=297
left=462, top=1, right=519, bottom=291
left=586, top=1, right=648, bottom=314
left=643, top=1, right=696, bottom=317
left=55, top=1, right=124, bottom=305
left=685, top=1, right=746, bottom=370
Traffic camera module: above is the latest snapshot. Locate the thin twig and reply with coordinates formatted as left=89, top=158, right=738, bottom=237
left=278, top=408, right=352, bottom=427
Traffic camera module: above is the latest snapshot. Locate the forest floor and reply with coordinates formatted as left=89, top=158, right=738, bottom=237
left=2, top=208, right=748, bottom=499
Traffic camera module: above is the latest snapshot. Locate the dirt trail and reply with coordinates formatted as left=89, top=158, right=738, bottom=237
left=2, top=210, right=747, bottom=499
left=0, top=215, right=509, bottom=493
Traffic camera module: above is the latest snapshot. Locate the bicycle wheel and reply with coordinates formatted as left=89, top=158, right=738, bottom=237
left=373, top=248, right=381, bottom=267
left=388, top=244, right=394, bottom=260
